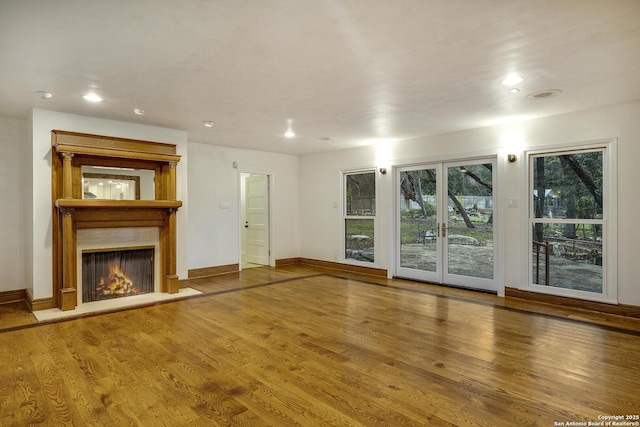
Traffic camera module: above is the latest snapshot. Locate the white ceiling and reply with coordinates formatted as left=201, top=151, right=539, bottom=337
left=1, top=0, right=639, bottom=156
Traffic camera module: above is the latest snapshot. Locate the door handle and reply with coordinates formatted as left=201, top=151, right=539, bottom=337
left=436, top=223, right=440, bottom=238
left=442, top=223, right=447, bottom=237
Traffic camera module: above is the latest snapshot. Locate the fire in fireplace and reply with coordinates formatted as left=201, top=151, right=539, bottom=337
left=81, top=247, right=154, bottom=302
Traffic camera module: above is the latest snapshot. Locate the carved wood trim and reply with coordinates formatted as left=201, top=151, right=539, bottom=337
left=27, top=296, right=55, bottom=312
left=52, top=130, right=177, bottom=155
left=54, top=143, right=181, bottom=163
left=50, top=131, right=182, bottom=311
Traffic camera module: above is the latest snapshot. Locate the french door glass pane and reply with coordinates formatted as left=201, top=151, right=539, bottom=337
left=531, top=223, right=603, bottom=293
left=345, top=219, right=374, bottom=262
left=447, top=163, right=494, bottom=279
left=399, top=168, right=437, bottom=272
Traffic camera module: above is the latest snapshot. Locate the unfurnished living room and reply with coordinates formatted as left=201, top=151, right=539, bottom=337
left=1, top=1, right=639, bottom=426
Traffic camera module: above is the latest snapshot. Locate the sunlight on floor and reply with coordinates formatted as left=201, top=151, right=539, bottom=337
left=241, top=262, right=264, bottom=270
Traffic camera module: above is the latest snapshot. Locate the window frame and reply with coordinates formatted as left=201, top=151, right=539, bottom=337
left=524, top=139, right=617, bottom=303
left=341, top=168, right=379, bottom=267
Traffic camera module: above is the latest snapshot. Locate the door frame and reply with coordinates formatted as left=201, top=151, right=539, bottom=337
left=239, top=171, right=274, bottom=269
left=391, top=152, right=504, bottom=295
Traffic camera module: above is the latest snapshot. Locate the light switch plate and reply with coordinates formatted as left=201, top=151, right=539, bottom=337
left=508, top=198, right=519, bottom=208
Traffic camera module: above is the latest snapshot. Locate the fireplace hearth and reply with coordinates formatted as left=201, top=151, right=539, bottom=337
left=82, top=247, right=154, bottom=302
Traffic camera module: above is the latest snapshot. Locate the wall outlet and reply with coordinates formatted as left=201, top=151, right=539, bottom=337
left=220, top=201, right=231, bottom=209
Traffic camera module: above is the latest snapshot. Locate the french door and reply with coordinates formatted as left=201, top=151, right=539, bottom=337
left=396, top=158, right=497, bottom=292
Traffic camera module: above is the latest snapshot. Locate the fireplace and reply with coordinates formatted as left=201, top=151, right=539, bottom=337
left=51, top=130, right=182, bottom=311
left=76, top=227, right=161, bottom=307
left=82, top=247, right=154, bottom=302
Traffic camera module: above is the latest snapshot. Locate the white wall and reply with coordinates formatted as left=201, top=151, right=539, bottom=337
left=28, top=109, right=189, bottom=300
left=187, top=142, right=299, bottom=270
left=0, top=117, right=26, bottom=292
left=299, top=100, right=640, bottom=306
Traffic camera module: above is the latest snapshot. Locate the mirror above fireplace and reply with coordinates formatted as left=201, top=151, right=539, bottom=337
left=81, top=166, right=155, bottom=200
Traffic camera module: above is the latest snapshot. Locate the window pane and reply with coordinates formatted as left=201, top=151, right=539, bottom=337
left=345, top=219, right=374, bottom=262
left=346, top=172, right=376, bottom=216
left=532, top=151, right=603, bottom=219
left=531, top=223, right=603, bottom=293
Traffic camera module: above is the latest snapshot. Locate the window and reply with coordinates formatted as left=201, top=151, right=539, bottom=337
left=528, top=146, right=612, bottom=300
left=344, top=171, right=376, bottom=263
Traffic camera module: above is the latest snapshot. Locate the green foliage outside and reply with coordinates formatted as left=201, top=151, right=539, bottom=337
left=400, top=204, right=436, bottom=218
left=400, top=219, right=434, bottom=244
left=345, top=219, right=374, bottom=237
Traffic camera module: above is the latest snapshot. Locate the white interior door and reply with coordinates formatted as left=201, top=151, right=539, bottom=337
left=245, top=174, right=269, bottom=265
left=396, top=158, right=497, bottom=292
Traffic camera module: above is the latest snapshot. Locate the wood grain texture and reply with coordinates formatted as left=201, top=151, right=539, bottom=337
left=0, top=289, right=26, bottom=305
left=1, top=266, right=639, bottom=425
left=188, top=264, right=240, bottom=279
left=0, top=301, right=36, bottom=330
left=52, top=130, right=178, bottom=155
left=290, top=257, right=388, bottom=277
left=506, top=286, right=640, bottom=318
left=51, top=130, right=182, bottom=310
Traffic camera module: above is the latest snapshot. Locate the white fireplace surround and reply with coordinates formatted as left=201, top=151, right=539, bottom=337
left=76, top=227, right=160, bottom=308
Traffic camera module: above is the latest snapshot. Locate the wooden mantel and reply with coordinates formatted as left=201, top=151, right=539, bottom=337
left=55, top=199, right=183, bottom=209
left=51, top=130, right=182, bottom=311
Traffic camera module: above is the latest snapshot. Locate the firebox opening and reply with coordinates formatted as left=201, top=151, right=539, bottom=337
left=82, top=246, right=154, bottom=303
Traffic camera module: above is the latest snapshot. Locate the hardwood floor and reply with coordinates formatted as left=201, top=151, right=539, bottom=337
left=1, top=266, right=639, bottom=426
left=0, top=300, right=36, bottom=330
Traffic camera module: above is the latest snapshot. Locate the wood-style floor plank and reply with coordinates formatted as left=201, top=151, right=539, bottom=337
left=1, top=266, right=639, bottom=425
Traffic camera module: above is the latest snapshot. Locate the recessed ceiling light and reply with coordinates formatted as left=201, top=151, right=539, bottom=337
left=203, top=121, right=214, bottom=128
left=284, top=118, right=295, bottom=138
left=527, top=89, right=562, bottom=100
left=133, top=108, right=145, bottom=115
left=36, top=91, right=53, bottom=99
left=83, top=92, right=102, bottom=102
left=509, top=88, right=520, bottom=94
left=501, top=73, right=523, bottom=86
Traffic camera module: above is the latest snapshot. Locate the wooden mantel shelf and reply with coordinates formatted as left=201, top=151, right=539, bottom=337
left=55, top=199, right=182, bottom=210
